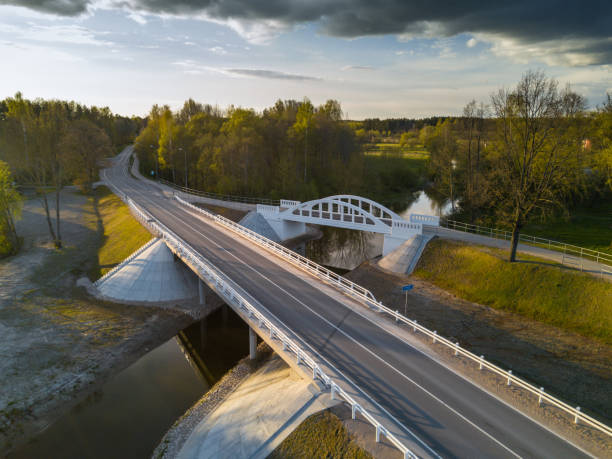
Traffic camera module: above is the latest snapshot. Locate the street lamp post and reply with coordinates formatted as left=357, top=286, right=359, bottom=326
left=179, top=147, right=188, bottom=188
left=450, top=158, right=457, bottom=212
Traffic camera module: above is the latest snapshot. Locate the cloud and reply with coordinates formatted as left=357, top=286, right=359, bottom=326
left=208, top=45, right=226, bottom=55
left=225, top=68, right=321, bottom=81
left=0, top=22, right=114, bottom=46
left=466, top=37, right=477, bottom=48
left=342, top=65, right=374, bottom=71
left=172, top=60, right=320, bottom=80
left=5, top=0, right=612, bottom=64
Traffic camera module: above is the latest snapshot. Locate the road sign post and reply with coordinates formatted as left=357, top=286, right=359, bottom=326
left=402, top=284, right=413, bottom=317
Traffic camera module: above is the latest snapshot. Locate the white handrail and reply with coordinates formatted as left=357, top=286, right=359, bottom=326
left=125, top=197, right=418, bottom=459
left=175, top=194, right=612, bottom=439
left=440, top=219, right=612, bottom=270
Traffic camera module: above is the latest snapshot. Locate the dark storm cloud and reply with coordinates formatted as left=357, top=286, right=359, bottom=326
left=3, top=0, right=89, bottom=15
left=5, top=0, right=612, bottom=63
left=226, top=68, right=321, bottom=81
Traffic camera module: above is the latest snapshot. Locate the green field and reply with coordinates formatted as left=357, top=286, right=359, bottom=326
left=413, top=239, right=612, bottom=344
left=523, top=198, right=612, bottom=256
left=364, top=142, right=430, bottom=159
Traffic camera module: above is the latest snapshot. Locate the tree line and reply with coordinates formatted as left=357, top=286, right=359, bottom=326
left=134, top=98, right=366, bottom=201
left=423, top=71, right=612, bottom=261
left=0, top=93, right=142, bottom=252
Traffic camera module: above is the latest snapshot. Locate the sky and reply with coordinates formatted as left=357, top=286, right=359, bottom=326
left=1, top=1, right=611, bottom=119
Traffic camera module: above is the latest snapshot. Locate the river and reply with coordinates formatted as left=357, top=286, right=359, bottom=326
left=10, top=305, right=248, bottom=459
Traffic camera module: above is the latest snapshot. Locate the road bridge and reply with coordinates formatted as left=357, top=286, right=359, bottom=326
left=99, top=147, right=604, bottom=459
left=257, top=195, right=434, bottom=255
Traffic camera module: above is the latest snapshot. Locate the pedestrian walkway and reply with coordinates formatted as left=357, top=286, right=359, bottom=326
left=425, top=226, right=612, bottom=281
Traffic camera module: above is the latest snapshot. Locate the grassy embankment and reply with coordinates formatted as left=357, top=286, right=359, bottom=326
left=91, top=186, right=152, bottom=280
left=269, top=410, right=372, bottom=459
left=413, top=239, right=612, bottom=344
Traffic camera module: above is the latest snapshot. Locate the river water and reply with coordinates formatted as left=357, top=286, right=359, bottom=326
left=11, top=306, right=248, bottom=459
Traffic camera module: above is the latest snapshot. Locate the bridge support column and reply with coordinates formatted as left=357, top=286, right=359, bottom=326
left=249, top=327, right=257, bottom=360
left=198, top=279, right=206, bottom=305
left=200, top=318, right=207, bottom=349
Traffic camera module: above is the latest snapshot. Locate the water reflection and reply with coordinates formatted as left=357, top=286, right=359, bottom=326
left=306, top=227, right=381, bottom=271
left=398, top=189, right=452, bottom=219
left=11, top=305, right=248, bottom=459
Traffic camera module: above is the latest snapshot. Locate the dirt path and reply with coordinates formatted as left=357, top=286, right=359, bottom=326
left=0, top=190, right=197, bottom=455
left=346, top=262, right=612, bottom=424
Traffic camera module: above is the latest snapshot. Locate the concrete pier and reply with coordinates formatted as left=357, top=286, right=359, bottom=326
left=249, top=327, right=257, bottom=360
left=198, top=279, right=206, bottom=305
left=95, top=239, right=198, bottom=303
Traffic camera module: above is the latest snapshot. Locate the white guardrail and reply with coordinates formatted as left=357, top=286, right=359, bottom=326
left=174, top=194, right=612, bottom=440
left=123, top=197, right=418, bottom=459
left=440, top=219, right=612, bottom=277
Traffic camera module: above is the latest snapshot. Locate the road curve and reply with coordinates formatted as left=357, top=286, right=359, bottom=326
left=105, top=148, right=590, bottom=459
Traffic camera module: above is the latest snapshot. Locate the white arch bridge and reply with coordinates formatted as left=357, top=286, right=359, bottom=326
left=257, top=195, right=440, bottom=255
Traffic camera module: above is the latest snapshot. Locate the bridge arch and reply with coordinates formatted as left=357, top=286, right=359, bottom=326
left=279, top=196, right=393, bottom=234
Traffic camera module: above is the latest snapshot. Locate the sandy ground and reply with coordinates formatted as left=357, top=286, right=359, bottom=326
left=0, top=190, right=200, bottom=455
left=346, top=262, right=612, bottom=425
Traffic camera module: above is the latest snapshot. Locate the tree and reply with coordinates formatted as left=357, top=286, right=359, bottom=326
left=0, top=161, right=22, bottom=257
left=592, top=93, right=612, bottom=191
left=490, top=70, right=587, bottom=262
left=425, top=120, right=459, bottom=210
left=61, top=120, right=113, bottom=192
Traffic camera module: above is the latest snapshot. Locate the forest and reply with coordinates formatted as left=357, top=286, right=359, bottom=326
left=0, top=93, right=143, bottom=254
left=133, top=98, right=423, bottom=204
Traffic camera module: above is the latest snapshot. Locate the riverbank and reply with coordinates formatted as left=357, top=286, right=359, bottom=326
left=0, top=188, right=203, bottom=454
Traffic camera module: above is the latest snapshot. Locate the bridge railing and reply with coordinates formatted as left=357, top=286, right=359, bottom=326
left=125, top=197, right=419, bottom=459
left=176, top=196, right=379, bottom=304
left=280, top=199, right=301, bottom=207
left=410, top=214, right=440, bottom=226
left=256, top=204, right=280, bottom=217
left=159, top=179, right=280, bottom=206
left=439, top=219, right=612, bottom=276
left=175, top=194, right=612, bottom=439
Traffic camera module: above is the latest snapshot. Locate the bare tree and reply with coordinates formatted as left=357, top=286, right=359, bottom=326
left=490, top=70, right=587, bottom=262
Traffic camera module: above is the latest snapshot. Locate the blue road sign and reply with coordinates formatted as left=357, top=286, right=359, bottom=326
left=402, top=284, right=414, bottom=291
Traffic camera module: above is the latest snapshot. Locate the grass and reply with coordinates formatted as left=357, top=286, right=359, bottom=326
left=413, top=239, right=612, bottom=344
left=523, top=198, right=612, bottom=256
left=92, top=186, right=152, bottom=279
left=364, top=141, right=430, bottom=159
left=268, top=410, right=372, bottom=459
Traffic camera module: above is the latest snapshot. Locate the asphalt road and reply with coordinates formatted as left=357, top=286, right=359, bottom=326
left=106, top=149, right=589, bottom=459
